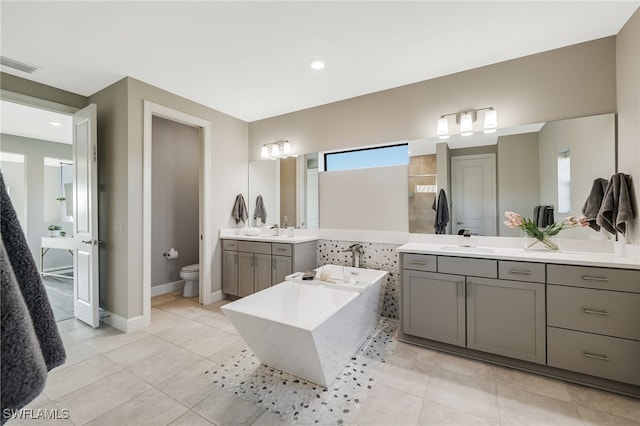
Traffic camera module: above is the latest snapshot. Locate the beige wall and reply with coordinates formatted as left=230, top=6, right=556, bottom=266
left=497, top=133, right=540, bottom=237
left=248, top=37, right=618, bottom=236
left=617, top=8, right=640, bottom=245
left=249, top=37, right=616, bottom=161
left=90, top=77, right=248, bottom=319
left=1, top=72, right=88, bottom=109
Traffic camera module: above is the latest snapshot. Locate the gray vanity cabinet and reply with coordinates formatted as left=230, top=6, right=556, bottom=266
left=401, top=255, right=545, bottom=363
left=546, top=264, right=640, bottom=386
left=222, top=238, right=318, bottom=297
left=466, top=277, right=546, bottom=364
left=403, top=269, right=466, bottom=347
left=237, top=241, right=272, bottom=297
left=222, top=240, right=239, bottom=296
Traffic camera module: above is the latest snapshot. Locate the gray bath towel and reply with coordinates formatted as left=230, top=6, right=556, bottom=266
left=253, top=195, right=267, bottom=224
left=596, top=173, right=636, bottom=235
left=231, top=193, right=248, bottom=225
left=533, top=205, right=555, bottom=228
left=1, top=239, right=48, bottom=424
left=1, top=172, right=66, bottom=422
left=434, top=189, right=449, bottom=234
left=582, top=177, right=608, bottom=231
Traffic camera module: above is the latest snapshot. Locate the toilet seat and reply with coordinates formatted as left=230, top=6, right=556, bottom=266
left=181, top=264, right=199, bottom=273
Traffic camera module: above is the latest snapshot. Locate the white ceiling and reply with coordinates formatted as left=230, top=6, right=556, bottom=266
left=1, top=1, right=639, bottom=122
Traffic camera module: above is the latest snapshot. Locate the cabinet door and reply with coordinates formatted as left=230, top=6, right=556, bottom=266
left=238, top=252, right=255, bottom=297
left=222, top=250, right=238, bottom=296
left=272, top=255, right=292, bottom=285
left=467, top=277, right=545, bottom=364
left=403, top=270, right=465, bottom=347
left=254, top=253, right=272, bottom=293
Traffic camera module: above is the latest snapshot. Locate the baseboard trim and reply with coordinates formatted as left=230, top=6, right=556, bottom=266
left=100, top=310, right=148, bottom=333
left=151, top=280, right=185, bottom=297
left=210, top=290, right=223, bottom=303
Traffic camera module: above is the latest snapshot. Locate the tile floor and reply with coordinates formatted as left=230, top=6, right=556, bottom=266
left=12, top=293, right=640, bottom=426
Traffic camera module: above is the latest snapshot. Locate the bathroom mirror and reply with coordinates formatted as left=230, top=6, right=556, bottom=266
left=248, top=153, right=319, bottom=229
left=408, top=113, right=616, bottom=239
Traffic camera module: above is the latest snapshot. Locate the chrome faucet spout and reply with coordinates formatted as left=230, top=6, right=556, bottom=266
left=341, top=244, right=364, bottom=268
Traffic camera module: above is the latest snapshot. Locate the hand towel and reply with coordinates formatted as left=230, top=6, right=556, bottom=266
left=231, top=193, right=248, bottom=225
left=253, top=195, right=267, bottom=224
left=582, top=177, right=608, bottom=231
left=434, top=189, right=449, bottom=234
left=534, top=205, right=554, bottom=228
left=597, top=173, right=636, bottom=235
left=533, top=205, right=542, bottom=227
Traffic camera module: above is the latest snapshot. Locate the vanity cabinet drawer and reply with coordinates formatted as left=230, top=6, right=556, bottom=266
left=547, top=285, right=640, bottom=341
left=222, top=240, right=238, bottom=251
left=272, top=243, right=292, bottom=257
left=547, top=327, right=640, bottom=386
left=498, top=261, right=545, bottom=283
left=237, top=240, right=271, bottom=255
left=438, top=256, right=497, bottom=278
left=547, top=265, right=640, bottom=293
left=402, top=253, right=437, bottom=272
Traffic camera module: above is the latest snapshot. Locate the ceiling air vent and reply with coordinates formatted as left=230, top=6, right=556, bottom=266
left=0, top=56, right=39, bottom=74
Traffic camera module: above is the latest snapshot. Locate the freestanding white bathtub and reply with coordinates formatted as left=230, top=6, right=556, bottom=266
left=221, top=264, right=388, bottom=387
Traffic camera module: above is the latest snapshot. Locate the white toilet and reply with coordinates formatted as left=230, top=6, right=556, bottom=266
left=180, top=264, right=200, bottom=297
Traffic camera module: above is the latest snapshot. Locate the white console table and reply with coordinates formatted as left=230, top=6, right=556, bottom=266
left=40, top=237, right=74, bottom=280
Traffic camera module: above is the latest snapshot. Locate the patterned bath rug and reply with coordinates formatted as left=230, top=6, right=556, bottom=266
left=205, top=317, right=398, bottom=425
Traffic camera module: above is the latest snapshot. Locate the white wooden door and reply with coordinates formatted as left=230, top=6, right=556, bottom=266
left=72, top=104, right=99, bottom=327
left=451, top=154, right=496, bottom=236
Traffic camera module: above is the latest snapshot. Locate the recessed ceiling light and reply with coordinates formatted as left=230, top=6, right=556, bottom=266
left=49, top=121, right=62, bottom=127
left=310, top=60, right=325, bottom=70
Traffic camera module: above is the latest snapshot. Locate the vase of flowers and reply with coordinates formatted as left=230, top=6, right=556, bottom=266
left=503, top=211, right=588, bottom=251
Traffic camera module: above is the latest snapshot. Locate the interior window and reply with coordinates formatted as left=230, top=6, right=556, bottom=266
left=323, top=144, right=408, bottom=172
left=0, top=152, right=27, bottom=227
left=557, top=148, right=571, bottom=214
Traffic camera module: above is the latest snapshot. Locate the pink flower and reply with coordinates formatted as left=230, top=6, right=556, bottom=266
left=503, top=211, right=523, bottom=228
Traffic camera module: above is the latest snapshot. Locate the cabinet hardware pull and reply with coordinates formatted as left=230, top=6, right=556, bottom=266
left=583, top=352, right=610, bottom=361
left=272, top=258, right=276, bottom=269
left=409, top=261, right=427, bottom=265
left=583, top=308, right=610, bottom=316
left=510, top=270, right=532, bottom=275
left=457, top=281, right=462, bottom=297
left=276, top=248, right=286, bottom=252
left=467, top=282, right=473, bottom=298
left=582, top=276, right=608, bottom=282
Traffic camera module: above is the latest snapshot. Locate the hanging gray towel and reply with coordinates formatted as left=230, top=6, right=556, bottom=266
left=434, top=189, right=449, bottom=234
left=534, top=205, right=554, bottom=228
left=582, top=177, right=608, bottom=231
left=1, top=171, right=66, bottom=421
left=231, top=193, right=248, bottom=225
left=596, top=173, right=636, bottom=235
left=253, top=195, right=267, bottom=224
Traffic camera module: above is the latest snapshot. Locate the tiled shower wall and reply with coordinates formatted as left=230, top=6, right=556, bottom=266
left=317, top=240, right=401, bottom=319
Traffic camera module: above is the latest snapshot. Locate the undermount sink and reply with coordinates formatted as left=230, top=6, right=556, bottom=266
left=440, top=245, right=494, bottom=253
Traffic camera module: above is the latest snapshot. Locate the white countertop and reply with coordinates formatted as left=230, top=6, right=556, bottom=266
left=397, top=242, right=640, bottom=270
left=219, top=228, right=318, bottom=244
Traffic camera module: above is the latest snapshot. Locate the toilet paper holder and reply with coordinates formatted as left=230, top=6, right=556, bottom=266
left=163, top=248, right=179, bottom=259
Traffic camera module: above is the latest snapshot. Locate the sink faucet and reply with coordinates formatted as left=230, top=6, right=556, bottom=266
left=270, top=224, right=279, bottom=236
left=463, top=229, right=472, bottom=237
left=342, top=244, right=364, bottom=268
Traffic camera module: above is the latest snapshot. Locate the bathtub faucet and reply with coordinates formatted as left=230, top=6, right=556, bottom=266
left=342, top=244, right=364, bottom=268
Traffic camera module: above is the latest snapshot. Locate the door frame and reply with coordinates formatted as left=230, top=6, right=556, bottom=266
left=143, top=101, right=213, bottom=326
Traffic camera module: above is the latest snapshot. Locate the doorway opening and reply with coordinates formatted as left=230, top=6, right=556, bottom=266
left=142, top=101, right=213, bottom=328
left=0, top=98, right=76, bottom=322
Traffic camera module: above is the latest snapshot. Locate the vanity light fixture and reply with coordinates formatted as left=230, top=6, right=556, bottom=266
left=261, top=140, right=294, bottom=160
left=436, top=107, right=498, bottom=138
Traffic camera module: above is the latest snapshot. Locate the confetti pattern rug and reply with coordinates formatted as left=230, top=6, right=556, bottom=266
left=206, top=318, right=398, bottom=425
